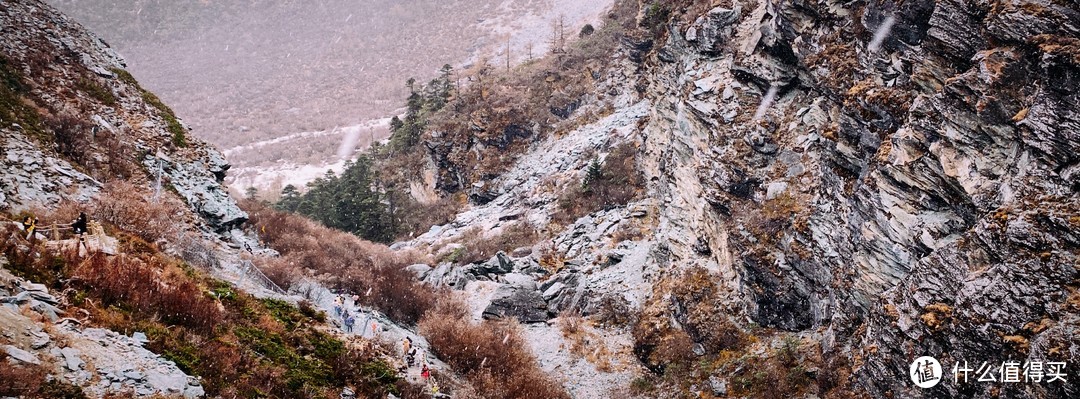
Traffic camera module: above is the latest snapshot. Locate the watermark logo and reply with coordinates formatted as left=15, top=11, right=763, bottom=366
left=910, top=356, right=943, bottom=388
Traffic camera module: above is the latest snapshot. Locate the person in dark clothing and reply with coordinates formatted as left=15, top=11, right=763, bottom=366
left=71, top=212, right=88, bottom=248
left=344, top=314, right=355, bottom=333
left=406, top=347, right=417, bottom=368
left=22, top=216, right=36, bottom=240
left=72, top=213, right=88, bottom=234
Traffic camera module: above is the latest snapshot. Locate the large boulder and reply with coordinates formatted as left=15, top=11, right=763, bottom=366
left=474, top=251, right=514, bottom=276
left=539, top=272, right=582, bottom=315
left=482, top=286, right=549, bottom=323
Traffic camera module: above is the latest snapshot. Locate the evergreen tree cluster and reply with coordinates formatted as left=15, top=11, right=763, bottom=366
left=276, top=155, right=397, bottom=243
left=276, top=66, right=457, bottom=243
left=385, top=64, right=454, bottom=153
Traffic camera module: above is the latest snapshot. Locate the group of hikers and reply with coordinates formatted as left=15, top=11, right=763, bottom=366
left=334, top=293, right=378, bottom=335
left=332, top=293, right=441, bottom=396
left=401, top=336, right=438, bottom=395
left=20, top=212, right=89, bottom=246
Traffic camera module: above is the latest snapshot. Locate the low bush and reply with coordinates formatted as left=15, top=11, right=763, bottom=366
left=243, top=203, right=570, bottom=397
left=47, top=110, right=94, bottom=168
left=554, top=141, right=642, bottom=226
left=72, top=253, right=221, bottom=333
left=244, top=200, right=436, bottom=325
left=0, top=352, right=87, bottom=399
left=255, top=256, right=302, bottom=290
left=419, top=300, right=570, bottom=399
left=91, top=181, right=187, bottom=244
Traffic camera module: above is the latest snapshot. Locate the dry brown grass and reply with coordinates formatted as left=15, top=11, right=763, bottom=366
left=557, top=313, right=622, bottom=372
left=244, top=200, right=437, bottom=325
left=0, top=351, right=87, bottom=398
left=420, top=300, right=570, bottom=399
left=72, top=253, right=221, bottom=333
left=255, top=256, right=303, bottom=290
left=536, top=245, right=568, bottom=274
left=91, top=181, right=188, bottom=244
left=454, top=222, right=540, bottom=265
left=633, top=267, right=747, bottom=374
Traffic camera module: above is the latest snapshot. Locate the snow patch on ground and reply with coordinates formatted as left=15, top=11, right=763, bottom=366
left=224, top=116, right=394, bottom=193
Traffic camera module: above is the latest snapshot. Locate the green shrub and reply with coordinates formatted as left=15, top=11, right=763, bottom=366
left=554, top=141, right=642, bottom=226
left=76, top=77, right=117, bottom=105
left=110, top=68, right=187, bottom=147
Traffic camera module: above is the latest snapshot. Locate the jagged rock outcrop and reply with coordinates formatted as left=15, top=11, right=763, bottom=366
left=632, top=0, right=1079, bottom=397
left=144, top=149, right=247, bottom=232
left=0, top=0, right=246, bottom=234
left=0, top=267, right=205, bottom=398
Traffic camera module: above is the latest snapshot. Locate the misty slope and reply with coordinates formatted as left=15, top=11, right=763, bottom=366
left=47, top=0, right=613, bottom=185
left=0, top=1, right=439, bottom=398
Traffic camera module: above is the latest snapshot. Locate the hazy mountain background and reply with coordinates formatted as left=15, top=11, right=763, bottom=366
left=48, top=0, right=611, bottom=192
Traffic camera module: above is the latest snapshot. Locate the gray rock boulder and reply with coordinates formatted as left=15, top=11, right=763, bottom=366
left=475, top=251, right=514, bottom=276
left=405, top=264, right=433, bottom=280
left=61, top=347, right=85, bottom=371
left=500, top=273, right=537, bottom=291
left=482, top=286, right=549, bottom=323
left=3, top=345, right=40, bottom=365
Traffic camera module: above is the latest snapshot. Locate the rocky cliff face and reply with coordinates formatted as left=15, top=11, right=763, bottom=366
left=634, top=0, right=1078, bottom=397
left=405, top=0, right=1078, bottom=397
left=0, top=0, right=246, bottom=234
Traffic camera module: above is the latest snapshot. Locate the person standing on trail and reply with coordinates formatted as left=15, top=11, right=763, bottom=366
left=22, top=216, right=36, bottom=240
left=406, top=347, right=418, bottom=367
left=402, top=337, right=412, bottom=358
left=71, top=212, right=88, bottom=235
left=421, top=363, right=430, bottom=380
left=344, top=313, right=355, bottom=333
left=334, top=294, right=344, bottom=316
left=71, top=212, right=88, bottom=248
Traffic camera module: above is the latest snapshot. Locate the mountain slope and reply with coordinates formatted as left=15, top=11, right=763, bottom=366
left=0, top=2, right=429, bottom=398
left=47, top=0, right=615, bottom=190
left=362, top=0, right=1080, bottom=398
